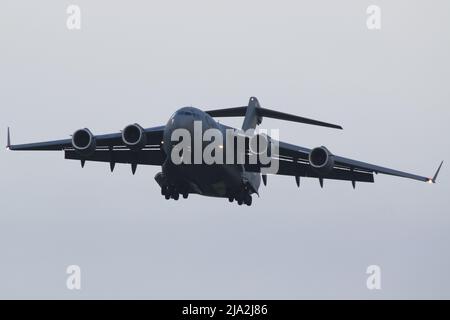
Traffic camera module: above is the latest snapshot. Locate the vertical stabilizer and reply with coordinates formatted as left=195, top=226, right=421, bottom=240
left=242, top=97, right=262, bottom=130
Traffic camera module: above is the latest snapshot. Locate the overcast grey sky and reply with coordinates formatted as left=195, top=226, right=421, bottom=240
left=0, top=0, right=449, bottom=299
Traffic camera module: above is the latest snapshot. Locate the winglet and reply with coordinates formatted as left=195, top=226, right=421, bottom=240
left=6, top=127, right=11, bottom=150
left=429, top=161, right=443, bottom=184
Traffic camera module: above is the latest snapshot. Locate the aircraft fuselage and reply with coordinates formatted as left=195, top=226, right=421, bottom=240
left=157, top=107, right=260, bottom=202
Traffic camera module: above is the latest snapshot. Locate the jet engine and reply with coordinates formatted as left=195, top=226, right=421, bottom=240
left=122, top=123, right=147, bottom=150
left=309, top=146, right=335, bottom=174
left=72, top=128, right=96, bottom=156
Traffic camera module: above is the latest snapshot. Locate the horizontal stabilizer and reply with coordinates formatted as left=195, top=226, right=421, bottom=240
left=206, top=106, right=247, bottom=118
left=206, top=102, right=342, bottom=130
left=257, top=107, right=342, bottom=130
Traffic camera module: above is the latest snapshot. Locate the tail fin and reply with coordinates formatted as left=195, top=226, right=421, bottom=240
left=205, top=97, right=343, bottom=130
left=242, top=97, right=263, bottom=130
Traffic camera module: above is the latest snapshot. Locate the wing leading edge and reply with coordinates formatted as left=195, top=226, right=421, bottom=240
left=6, top=127, right=442, bottom=185
left=6, top=126, right=166, bottom=170
left=7, top=126, right=165, bottom=151
left=248, top=140, right=442, bottom=186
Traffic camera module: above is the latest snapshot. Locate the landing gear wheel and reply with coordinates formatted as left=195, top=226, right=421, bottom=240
left=228, top=196, right=234, bottom=203
left=245, top=195, right=252, bottom=206
left=237, top=199, right=243, bottom=205
left=172, top=192, right=179, bottom=200
left=182, top=192, right=189, bottom=199
left=164, top=193, right=170, bottom=200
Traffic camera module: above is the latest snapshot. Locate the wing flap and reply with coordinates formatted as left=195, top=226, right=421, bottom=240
left=333, top=156, right=435, bottom=183
left=263, top=139, right=437, bottom=184
left=246, top=160, right=374, bottom=183
left=65, top=149, right=165, bottom=166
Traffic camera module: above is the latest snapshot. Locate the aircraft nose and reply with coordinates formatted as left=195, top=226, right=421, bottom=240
left=163, top=109, right=197, bottom=155
left=171, top=112, right=194, bottom=133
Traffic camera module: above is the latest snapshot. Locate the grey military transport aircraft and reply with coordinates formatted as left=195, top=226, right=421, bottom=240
left=7, top=97, right=442, bottom=206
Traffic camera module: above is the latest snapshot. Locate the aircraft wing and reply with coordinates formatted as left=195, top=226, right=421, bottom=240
left=247, top=140, right=443, bottom=186
left=6, top=126, right=166, bottom=171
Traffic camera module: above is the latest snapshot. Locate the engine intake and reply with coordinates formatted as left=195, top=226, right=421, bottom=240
left=309, top=146, right=334, bottom=173
left=122, top=123, right=147, bottom=150
left=72, top=128, right=96, bottom=156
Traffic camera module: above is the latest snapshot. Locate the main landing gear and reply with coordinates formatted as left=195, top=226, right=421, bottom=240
left=161, top=185, right=188, bottom=201
left=228, top=192, right=252, bottom=206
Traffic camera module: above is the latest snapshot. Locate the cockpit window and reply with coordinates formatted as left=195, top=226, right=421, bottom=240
left=177, top=110, right=194, bottom=116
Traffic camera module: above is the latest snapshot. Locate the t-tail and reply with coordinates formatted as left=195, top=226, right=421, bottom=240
left=205, top=96, right=343, bottom=130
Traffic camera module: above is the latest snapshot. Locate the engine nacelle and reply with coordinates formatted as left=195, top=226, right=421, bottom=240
left=72, top=128, right=96, bottom=156
left=122, top=123, right=147, bottom=150
left=309, top=146, right=335, bottom=174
